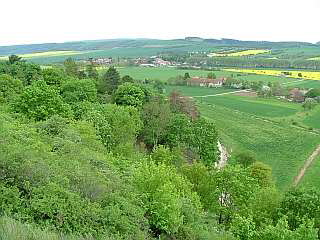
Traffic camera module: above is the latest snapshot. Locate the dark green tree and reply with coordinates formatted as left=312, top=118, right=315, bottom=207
left=121, top=75, right=134, bottom=84
left=8, top=55, right=22, bottom=64
left=100, top=66, right=120, bottom=94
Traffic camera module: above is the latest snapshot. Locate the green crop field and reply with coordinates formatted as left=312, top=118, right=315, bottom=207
left=164, top=85, right=234, bottom=96
left=199, top=95, right=300, bottom=118
left=199, top=102, right=320, bottom=190
left=116, top=67, right=233, bottom=81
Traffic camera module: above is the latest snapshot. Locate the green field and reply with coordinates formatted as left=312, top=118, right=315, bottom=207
left=199, top=102, right=320, bottom=190
left=164, top=85, right=234, bottom=96
left=200, top=95, right=300, bottom=118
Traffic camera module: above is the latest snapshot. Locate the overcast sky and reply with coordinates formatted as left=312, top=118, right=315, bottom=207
left=1, top=0, right=319, bottom=46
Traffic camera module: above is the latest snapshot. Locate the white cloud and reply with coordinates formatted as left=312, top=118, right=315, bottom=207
left=0, top=0, right=319, bottom=46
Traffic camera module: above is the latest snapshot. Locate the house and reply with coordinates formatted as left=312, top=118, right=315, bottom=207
left=88, top=57, right=112, bottom=65
left=187, top=77, right=227, bottom=87
left=154, top=58, right=171, bottom=66
left=289, top=88, right=307, bottom=102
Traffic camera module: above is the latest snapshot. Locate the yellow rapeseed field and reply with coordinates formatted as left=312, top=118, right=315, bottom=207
left=0, top=51, right=81, bottom=60
left=208, top=49, right=270, bottom=57
left=225, top=68, right=320, bottom=81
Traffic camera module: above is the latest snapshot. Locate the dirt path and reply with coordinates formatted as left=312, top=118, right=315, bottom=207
left=293, top=144, right=320, bottom=186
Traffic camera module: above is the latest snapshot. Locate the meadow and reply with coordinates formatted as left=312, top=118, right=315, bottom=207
left=208, top=49, right=270, bottom=57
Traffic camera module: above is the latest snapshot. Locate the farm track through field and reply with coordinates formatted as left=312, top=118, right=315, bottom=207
left=293, top=144, right=320, bottom=186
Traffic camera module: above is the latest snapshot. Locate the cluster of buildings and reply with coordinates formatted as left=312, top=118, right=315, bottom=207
left=135, top=56, right=172, bottom=67
left=186, top=77, right=227, bottom=88
left=87, top=57, right=113, bottom=65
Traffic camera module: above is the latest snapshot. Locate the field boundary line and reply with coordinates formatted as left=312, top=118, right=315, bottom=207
left=293, top=144, right=320, bottom=186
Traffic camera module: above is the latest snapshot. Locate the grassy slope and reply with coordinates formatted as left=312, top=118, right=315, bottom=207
left=300, top=156, right=320, bottom=188
left=303, top=107, right=320, bottom=129
left=199, top=102, right=320, bottom=190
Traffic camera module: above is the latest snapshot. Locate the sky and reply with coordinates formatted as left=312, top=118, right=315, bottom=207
left=1, top=0, right=319, bottom=46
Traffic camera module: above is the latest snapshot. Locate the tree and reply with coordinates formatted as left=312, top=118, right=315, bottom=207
left=133, top=162, right=205, bottom=237
left=100, top=66, right=120, bottom=94
left=121, top=75, right=134, bottom=84
left=63, top=57, right=79, bottom=77
left=302, top=98, right=317, bottom=110
left=61, top=78, right=97, bottom=103
left=207, top=72, right=216, bottom=79
left=184, top=72, right=191, bottom=80
left=113, top=83, right=146, bottom=108
left=8, top=55, right=22, bottom=64
left=41, top=68, right=66, bottom=87
left=85, top=63, right=99, bottom=79
left=169, top=91, right=200, bottom=120
left=189, top=118, right=219, bottom=166
left=278, top=188, right=320, bottom=230
left=211, top=165, right=260, bottom=225
left=0, top=74, right=23, bottom=102
left=248, top=187, right=280, bottom=227
left=234, top=151, right=256, bottom=168
left=250, top=162, right=274, bottom=188
left=85, top=104, right=142, bottom=151
left=141, top=98, right=172, bottom=147
left=13, top=80, right=72, bottom=121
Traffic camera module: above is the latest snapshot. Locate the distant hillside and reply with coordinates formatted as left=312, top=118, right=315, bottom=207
left=0, top=37, right=316, bottom=56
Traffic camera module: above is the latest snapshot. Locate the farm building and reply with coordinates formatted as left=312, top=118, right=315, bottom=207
left=187, top=77, right=227, bottom=87
left=289, top=88, right=307, bottom=102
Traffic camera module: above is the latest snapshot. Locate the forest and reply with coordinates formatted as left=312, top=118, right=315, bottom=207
left=0, top=57, right=320, bottom=240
